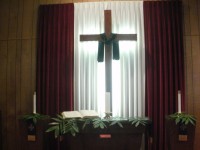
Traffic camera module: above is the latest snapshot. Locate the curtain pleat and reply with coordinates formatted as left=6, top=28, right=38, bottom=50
left=37, top=4, right=74, bottom=116
left=144, top=1, right=184, bottom=150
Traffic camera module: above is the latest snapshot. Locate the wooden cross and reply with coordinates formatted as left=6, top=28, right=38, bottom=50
left=80, top=10, right=137, bottom=112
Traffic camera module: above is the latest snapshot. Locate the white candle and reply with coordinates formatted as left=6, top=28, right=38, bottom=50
left=105, top=92, right=110, bottom=112
left=33, top=92, right=36, bottom=114
left=178, top=90, right=181, bottom=113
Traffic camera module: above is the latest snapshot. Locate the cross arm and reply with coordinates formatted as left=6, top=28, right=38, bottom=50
left=80, top=34, right=101, bottom=41
left=80, top=34, right=137, bottom=42
left=115, top=34, right=137, bottom=41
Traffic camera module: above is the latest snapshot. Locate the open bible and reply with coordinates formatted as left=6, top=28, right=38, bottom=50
left=61, top=110, right=99, bottom=119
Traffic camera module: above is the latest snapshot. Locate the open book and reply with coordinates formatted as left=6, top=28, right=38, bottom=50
left=61, top=110, right=99, bottom=119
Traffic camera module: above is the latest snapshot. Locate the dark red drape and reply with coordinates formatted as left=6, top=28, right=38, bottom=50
left=37, top=4, right=74, bottom=116
left=144, top=1, right=185, bottom=150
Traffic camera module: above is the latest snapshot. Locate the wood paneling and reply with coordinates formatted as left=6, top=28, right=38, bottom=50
left=0, top=0, right=200, bottom=150
left=198, top=0, right=200, bottom=32
left=32, top=0, right=40, bottom=39
left=17, top=0, right=24, bottom=39
left=39, top=0, right=47, bottom=5
left=7, top=40, right=17, bottom=150
left=189, top=0, right=199, bottom=35
left=8, top=0, right=19, bottom=39
left=183, top=0, right=191, bottom=36
left=22, top=0, right=34, bottom=39
left=15, top=40, right=22, bottom=150
left=60, top=0, right=73, bottom=3
left=31, top=39, right=37, bottom=96
left=184, top=36, right=194, bottom=113
left=183, top=0, right=200, bottom=149
left=0, top=0, right=9, bottom=40
left=16, top=40, right=22, bottom=116
left=0, top=41, right=8, bottom=150
left=21, top=40, right=33, bottom=114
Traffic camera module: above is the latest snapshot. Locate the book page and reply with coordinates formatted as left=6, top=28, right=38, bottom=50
left=79, top=110, right=99, bottom=118
left=62, top=111, right=83, bottom=118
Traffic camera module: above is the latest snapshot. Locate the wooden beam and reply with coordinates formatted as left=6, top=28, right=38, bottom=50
left=80, top=34, right=137, bottom=42
left=104, top=10, right=111, bottom=37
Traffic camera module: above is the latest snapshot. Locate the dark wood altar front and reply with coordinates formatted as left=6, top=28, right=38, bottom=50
left=19, top=119, right=150, bottom=150
left=60, top=121, right=150, bottom=150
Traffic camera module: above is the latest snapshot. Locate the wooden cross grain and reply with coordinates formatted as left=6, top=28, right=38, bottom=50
left=80, top=10, right=137, bottom=112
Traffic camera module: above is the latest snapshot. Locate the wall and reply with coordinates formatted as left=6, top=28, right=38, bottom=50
left=0, top=0, right=199, bottom=150
left=183, top=0, right=200, bottom=149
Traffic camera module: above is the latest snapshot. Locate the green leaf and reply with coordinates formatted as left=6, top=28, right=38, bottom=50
left=82, top=119, right=91, bottom=129
left=54, top=129, right=59, bottom=138
left=109, top=120, right=123, bottom=128
left=181, top=118, right=186, bottom=123
left=46, top=125, right=59, bottom=133
left=93, top=124, right=99, bottom=128
left=189, top=119, right=195, bottom=125
left=129, top=117, right=148, bottom=127
left=100, top=123, right=104, bottom=129
left=135, top=121, right=140, bottom=127
left=185, top=119, right=189, bottom=125
left=51, top=118, right=62, bottom=123
left=169, top=112, right=196, bottom=126
left=92, top=118, right=107, bottom=129
left=117, top=122, right=123, bottom=128
left=21, top=113, right=49, bottom=125
left=49, top=122, right=59, bottom=125
left=175, top=117, right=180, bottom=124
left=31, top=118, right=35, bottom=124
left=131, top=120, right=137, bottom=125
left=72, top=124, right=79, bottom=133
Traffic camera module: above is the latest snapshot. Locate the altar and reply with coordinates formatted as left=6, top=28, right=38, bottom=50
left=19, top=116, right=151, bottom=150
left=60, top=120, right=150, bottom=150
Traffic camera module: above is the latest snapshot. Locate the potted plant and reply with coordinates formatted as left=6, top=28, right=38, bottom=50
left=169, top=112, right=196, bottom=126
left=166, top=112, right=196, bottom=150
left=22, top=113, right=49, bottom=125
left=20, top=113, right=49, bottom=141
left=18, top=113, right=50, bottom=150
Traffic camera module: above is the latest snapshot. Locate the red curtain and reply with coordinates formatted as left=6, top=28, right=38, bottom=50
left=144, top=1, right=185, bottom=150
left=37, top=4, right=74, bottom=116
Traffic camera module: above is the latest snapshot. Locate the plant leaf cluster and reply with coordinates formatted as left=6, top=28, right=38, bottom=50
left=129, top=117, right=149, bottom=127
left=22, top=113, right=49, bottom=124
left=109, top=119, right=123, bottom=128
left=92, top=118, right=107, bottom=129
left=169, top=112, right=196, bottom=126
left=46, top=115, right=79, bottom=138
left=46, top=115, right=149, bottom=138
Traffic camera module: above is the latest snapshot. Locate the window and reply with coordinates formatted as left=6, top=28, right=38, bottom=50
left=74, top=2, right=145, bottom=118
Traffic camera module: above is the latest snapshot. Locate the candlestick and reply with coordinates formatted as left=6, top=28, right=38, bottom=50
left=105, top=92, right=110, bottom=113
left=178, top=90, right=181, bottom=113
left=33, top=92, right=36, bottom=114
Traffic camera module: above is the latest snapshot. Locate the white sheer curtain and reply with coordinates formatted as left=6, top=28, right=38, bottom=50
left=74, top=1, right=145, bottom=118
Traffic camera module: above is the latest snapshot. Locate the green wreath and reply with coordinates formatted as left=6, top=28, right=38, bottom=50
left=98, top=33, right=119, bottom=62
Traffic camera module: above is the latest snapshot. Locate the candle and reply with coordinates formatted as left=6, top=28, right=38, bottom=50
left=105, top=92, right=110, bottom=112
left=178, top=90, right=181, bottom=113
left=33, top=92, right=36, bottom=114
